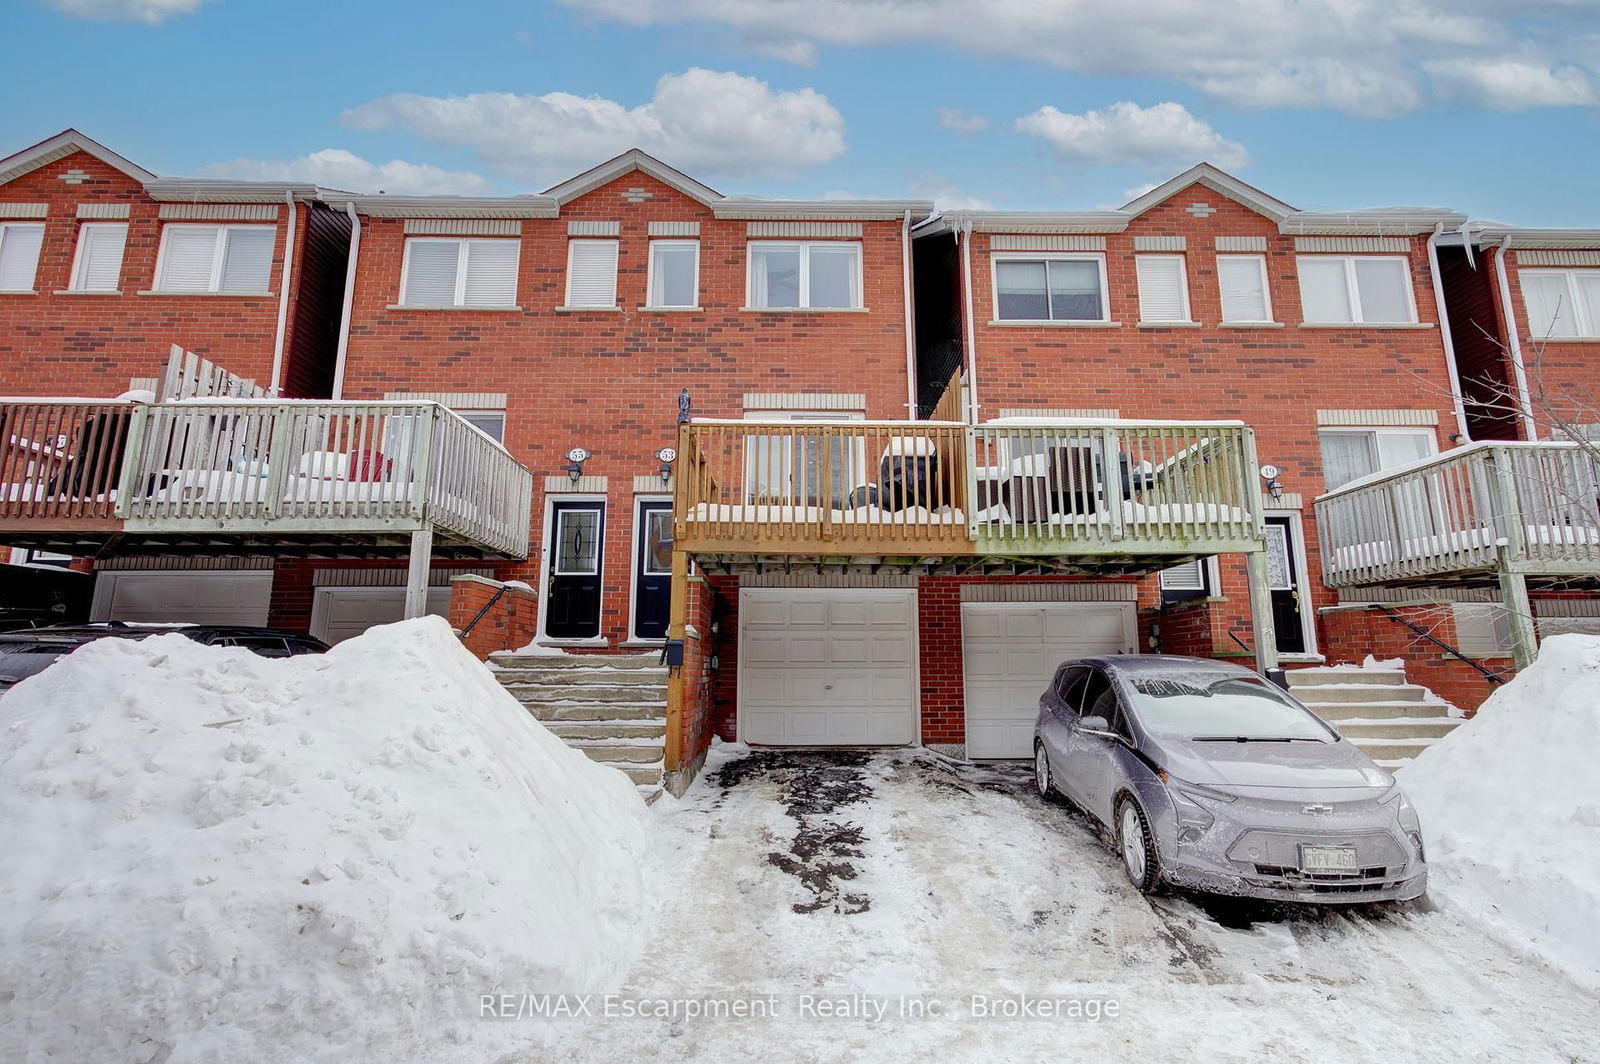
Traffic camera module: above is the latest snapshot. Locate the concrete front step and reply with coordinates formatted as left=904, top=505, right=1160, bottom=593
left=489, top=651, right=663, bottom=670
left=547, top=719, right=667, bottom=741
left=490, top=666, right=668, bottom=686
left=571, top=740, right=664, bottom=765
left=523, top=700, right=666, bottom=722
left=599, top=760, right=665, bottom=786
left=1352, top=737, right=1439, bottom=761
left=1290, top=683, right=1427, bottom=704
left=1334, top=718, right=1463, bottom=740
left=1307, top=700, right=1455, bottom=721
left=503, top=682, right=666, bottom=704
left=1287, top=668, right=1407, bottom=687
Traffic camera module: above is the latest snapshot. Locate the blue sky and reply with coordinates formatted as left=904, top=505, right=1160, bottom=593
left=7, top=0, right=1600, bottom=224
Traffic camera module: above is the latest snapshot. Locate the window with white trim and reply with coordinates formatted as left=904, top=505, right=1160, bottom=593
left=1521, top=269, right=1600, bottom=339
left=1135, top=254, right=1191, bottom=323
left=155, top=224, right=275, bottom=294
left=401, top=237, right=520, bottom=308
left=1159, top=558, right=1216, bottom=604
left=1317, top=428, right=1435, bottom=489
left=993, top=254, right=1107, bottom=322
left=1296, top=255, right=1416, bottom=324
left=564, top=239, right=619, bottom=308
left=69, top=222, right=128, bottom=292
left=455, top=410, right=505, bottom=444
left=0, top=222, right=45, bottom=292
left=748, top=242, right=862, bottom=309
left=1217, top=254, right=1273, bottom=323
left=647, top=240, right=699, bottom=308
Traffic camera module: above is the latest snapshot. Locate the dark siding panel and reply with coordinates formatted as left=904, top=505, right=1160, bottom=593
left=913, top=232, right=962, bottom=418
left=283, top=203, right=352, bottom=399
left=1439, top=245, right=1521, bottom=440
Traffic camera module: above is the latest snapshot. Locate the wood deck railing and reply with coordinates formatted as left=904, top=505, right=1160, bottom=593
left=0, top=401, right=133, bottom=529
left=1315, top=441, right=1600, bottom=587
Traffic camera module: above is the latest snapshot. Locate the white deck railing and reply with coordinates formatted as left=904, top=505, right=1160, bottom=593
left=1315, top=441, right=1600, bottom=586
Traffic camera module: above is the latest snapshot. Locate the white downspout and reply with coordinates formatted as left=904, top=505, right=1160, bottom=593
left=959, top=221, right=979, bottom=424
left=1492, top=239, right=1539, bottom=441
left=1426, top=223, right=1471, bottom=442
left=330, top=201, right=361, bottom=401
left=268, top=190, right=296, bottom=396
left=901, top=209, right=918, bottom=417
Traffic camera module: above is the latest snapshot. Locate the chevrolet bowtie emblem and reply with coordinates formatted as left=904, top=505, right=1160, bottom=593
left=1302, top=804, right=1334, bottom=815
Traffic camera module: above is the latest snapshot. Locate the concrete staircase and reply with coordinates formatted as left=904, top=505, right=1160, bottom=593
left=1286, top=666, right=1462, bottom=769
left=488, top=650, right=668, bottom=803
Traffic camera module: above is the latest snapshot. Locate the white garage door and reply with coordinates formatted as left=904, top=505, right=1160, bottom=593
left=740, top=588, right=917, bottom=746
left=962, top=601, right=1136, bottom=759
left=311, top=587, right=451, bottom=644
left=92, top=570, right=272, bottom=626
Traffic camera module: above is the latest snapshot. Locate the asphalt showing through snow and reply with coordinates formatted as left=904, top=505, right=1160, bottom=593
left=540, top=747, right=1600, bottom=1064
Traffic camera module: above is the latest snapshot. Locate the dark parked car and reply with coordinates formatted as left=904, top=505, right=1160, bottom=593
left=0, top=623, right=329, bottom=693
left=1034, top=655, right=1427, bottom=904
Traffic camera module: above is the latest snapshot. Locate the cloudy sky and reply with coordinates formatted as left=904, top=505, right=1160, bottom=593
left=8, top=0, right=1600, bottom=223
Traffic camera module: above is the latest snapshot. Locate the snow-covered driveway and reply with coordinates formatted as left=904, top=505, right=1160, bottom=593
left=546, top=747, right=1596, bottom=1064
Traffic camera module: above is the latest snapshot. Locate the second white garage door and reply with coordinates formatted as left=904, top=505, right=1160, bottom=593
left=740, top=588, right=918, bottom=746
left=311, top=586, right=451, bottom=644
left=962, top=601, right=1137, bottom=759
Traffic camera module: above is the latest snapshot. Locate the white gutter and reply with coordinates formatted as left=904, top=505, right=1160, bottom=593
left=960, top=221, right=979, bottom=424
left=330, top=201, right=361, bottom=401
left=901, top=210, right=918, bottom=416
left=268, top=190, right=296, bottom=396
left=1492, top=239, right=1539, bottom=440
left=1426, top=223, right=1471, bottom=442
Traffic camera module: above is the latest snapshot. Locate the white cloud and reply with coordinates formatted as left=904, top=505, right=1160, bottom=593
left=556, top=0, right=1599, bottom=116
left=342, top=69, right=846, bottom=184
left=909, top=177, right=991, bottom=212
left=1425, top=58, right=1597, bottom=109
left=198, top=150, right=490, bottom=196
left=936, top=108, right=990, bottom=134
left=44, top=0, right=204, bottom=22
left=1015, top=101, right=1251, bottom=171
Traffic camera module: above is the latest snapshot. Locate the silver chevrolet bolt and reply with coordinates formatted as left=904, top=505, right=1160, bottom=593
left=1033, top=655, right=1427, bottom=903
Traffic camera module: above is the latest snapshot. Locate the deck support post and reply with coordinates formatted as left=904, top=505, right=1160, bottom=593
left=663, top=546, right=690, bottom=773
left=1245, top=549, right=1282, bottom=684
left=1497, top=567, right=1538, bottom=672
left=404, top=525, right=433, bottom=620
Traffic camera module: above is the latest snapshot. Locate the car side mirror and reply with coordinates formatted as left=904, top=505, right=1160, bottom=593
left=1079, top=714, right=1112, bottom=734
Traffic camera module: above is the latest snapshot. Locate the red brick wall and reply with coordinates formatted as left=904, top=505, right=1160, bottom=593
left=677, top=574, right=718, bottom=762
left=448, top=575, right=538, bottom=659
left=338, top=170, right=916, bottom=648
left=0, top=150, right=309, bottom=396
left=708, top=574, right=740, bottom=741
left=1319, top=605, right=1506, bottom=713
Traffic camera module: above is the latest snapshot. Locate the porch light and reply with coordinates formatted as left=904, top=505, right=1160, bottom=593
left=564, top=447, right=591, bottom=483
left=1259, top=463, right=1283, bottom=501
left=656, top=447, right=676, bottom=485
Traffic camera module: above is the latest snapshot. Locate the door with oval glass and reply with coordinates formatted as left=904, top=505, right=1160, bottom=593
left=1265, top=516, right=1307, bottom=655
left=546, top=501, right=604, bottom=639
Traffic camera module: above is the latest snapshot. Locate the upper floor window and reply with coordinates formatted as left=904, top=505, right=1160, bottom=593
left=748, top=242, right=862, bottom=309
left=564, top=238, right=618, bottom=309
left=993, top=254, right=1107, bottom=322
left=1296, top=255, right=1416, bottom=324
left=156, top=224, right=275, bottom=294
left=69, top=223, right=128, bottom=293
left=1216, top=254, right=1274, bottom=323
left=402, top=237, right=519, bottom=308
left=1522, top=269, right=1600, bottom=339
left=0, top=222, right=45, bottom=292
left=647, top=240, right=699, bottom=308
left=1135, top=254, right=1192, bottom=323
left=455, top=410, right=506, bottom=444
left=1318, top=427, right=1435, bottom=490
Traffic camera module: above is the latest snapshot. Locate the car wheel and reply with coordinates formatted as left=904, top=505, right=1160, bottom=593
left=1116, top=797, right=1163, bottom=894
left=1033, top=742, right=1056, bottom=801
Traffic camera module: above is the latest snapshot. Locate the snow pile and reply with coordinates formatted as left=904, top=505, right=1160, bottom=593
left=0, top=617, right=649, bottom=1063
left=1401, top=634, right=1600, bottom=990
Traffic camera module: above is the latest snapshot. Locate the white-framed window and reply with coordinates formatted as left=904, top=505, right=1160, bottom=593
left=1217, top=254, right=1274, bottom=323
left=1158, top=557, right=1218, bottom=603
left=748, top=241, right=862, bottom=309
left=0, top=222, right=45, bottom=292
left=1135, top=254, right=1191, bottom=323
left=1317, top=428, right=1436, bottom=489
left=1297, top=255, right=1416, bottom=324
left=647, top=240, right=699, bottom=308
left=154, top=224, right=276, bottom=294
left=1521, top=269, right=1600, bottom=339
left=992, top=253, right=1108, bottom=322
left=69, top=222, right=128, bottom=292
left=454, top=410, right=506, bottom=444
left=401, top=237, right=519, bottom=308
left=564, top=238, right=619, bottom=308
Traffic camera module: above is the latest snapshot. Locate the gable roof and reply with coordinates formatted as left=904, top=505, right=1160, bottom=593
left=1120, top=163, right=1298, bottom=222
left=0, top=128, right=158, bottom=187
left=543, top=149, right=724, bottom=207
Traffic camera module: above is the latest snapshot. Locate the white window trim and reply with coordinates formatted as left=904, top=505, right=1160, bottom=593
left=562, top=238, right=620, bottom=310
left=0, top=221, right=46, bottom=293
left=1296, top=254, right=1418, bottom=325
left=398, top=236, right=522, bottom=309
left=1216, top=253, right=1276, bottom=324
left=453, top=409, right=506, bottom=444
left=1317, top=427, right=1437, bottom=489
left=67, top=222, right=127, bottom=293
left=1521, top=268, right=1600, bottom=339
left=745, top=240, right=865, bottom=311
left=152, top=223, right=277, bottom=295
left=990, top=251, right=1111, bottom=324
left=1134, top=253, right=1193, bottom=324
left=645, top=239, right=701, bottom=310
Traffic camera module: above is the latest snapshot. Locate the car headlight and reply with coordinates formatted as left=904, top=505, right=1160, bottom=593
left=1160, top=774, right=1233, bottom=843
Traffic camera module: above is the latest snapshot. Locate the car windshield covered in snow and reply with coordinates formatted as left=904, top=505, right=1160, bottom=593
left=1125, top=675, right=1334, bottom=742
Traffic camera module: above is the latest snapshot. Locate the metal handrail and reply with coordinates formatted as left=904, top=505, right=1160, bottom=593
left=457, top=584, right=510, bottom=640
left=1366, top=604, right=1509, bottom=685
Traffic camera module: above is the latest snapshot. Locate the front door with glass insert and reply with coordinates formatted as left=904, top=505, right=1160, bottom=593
left=632, top=501, right=673, bottom=641
left=1265, top=517, right=1307, bottom=655
left=546, top=502, right=604, bottom=639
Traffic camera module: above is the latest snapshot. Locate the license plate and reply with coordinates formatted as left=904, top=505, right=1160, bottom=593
left=1300, top=845, right=1359, bottom=873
